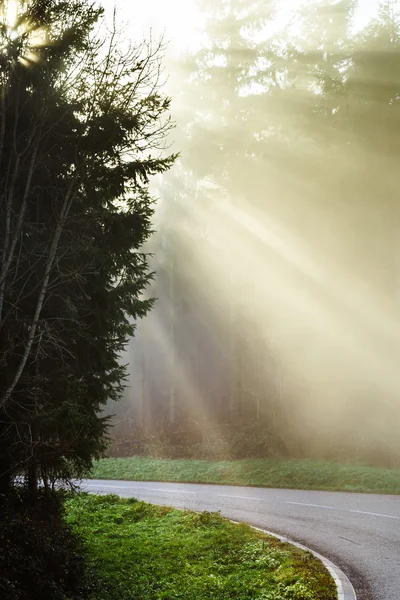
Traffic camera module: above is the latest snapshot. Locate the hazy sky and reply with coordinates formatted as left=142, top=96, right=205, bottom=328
left=103, top=0, right=381, bottom=52
left=102, top=0, right=204, bottom=54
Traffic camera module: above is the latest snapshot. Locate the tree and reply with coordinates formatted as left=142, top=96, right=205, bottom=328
left=0, top=0, right=176, bottom=495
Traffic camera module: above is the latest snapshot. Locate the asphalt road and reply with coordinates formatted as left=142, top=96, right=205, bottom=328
left=82, top=479, right=400, bottom=600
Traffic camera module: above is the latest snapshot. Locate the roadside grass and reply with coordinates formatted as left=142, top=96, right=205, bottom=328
left=65, top=493, right=336, bottom=600
left=90, top=456, right=400, bottom=494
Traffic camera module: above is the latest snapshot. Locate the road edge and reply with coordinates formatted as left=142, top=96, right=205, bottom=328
left=85, top=480, right=358, bottom=600
left=230, top=521, right=357, bottom=600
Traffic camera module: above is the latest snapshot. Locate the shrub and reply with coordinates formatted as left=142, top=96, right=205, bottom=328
left=0, top=488, right=97, bottom=600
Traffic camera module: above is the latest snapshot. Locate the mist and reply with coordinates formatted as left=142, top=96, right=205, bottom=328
left=110, top=0, right=400, bottom=466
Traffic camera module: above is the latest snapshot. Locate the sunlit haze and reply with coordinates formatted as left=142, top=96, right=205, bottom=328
left=107, top=0, right=381, bottom=49
left=103, top=0, right=400, bottom=463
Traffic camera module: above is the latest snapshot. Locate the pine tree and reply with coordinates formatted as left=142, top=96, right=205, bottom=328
left=0, top=0, right=176, bottom=495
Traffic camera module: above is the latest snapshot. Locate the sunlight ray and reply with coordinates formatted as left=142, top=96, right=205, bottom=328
left=185, top=194, right=400, bottom=422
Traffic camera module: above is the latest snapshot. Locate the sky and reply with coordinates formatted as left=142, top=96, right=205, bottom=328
left=103, top=0, right=382, bottom=52
left=102, top=0, right=205, bottom=54
left=3, top=0, right=383, bottom=58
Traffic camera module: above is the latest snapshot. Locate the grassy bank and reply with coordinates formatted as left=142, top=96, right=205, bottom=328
left=66, top=493, right=336, bottom=600
left=91, top=456, right=400, bottom=494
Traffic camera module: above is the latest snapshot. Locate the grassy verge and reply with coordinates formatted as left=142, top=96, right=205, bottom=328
left=66, top=493, right=336, bottom=600
left=91, top=456, right=400, bottom=494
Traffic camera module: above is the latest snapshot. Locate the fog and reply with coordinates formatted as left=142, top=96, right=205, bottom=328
left=109, top=0, right=400, bottom=465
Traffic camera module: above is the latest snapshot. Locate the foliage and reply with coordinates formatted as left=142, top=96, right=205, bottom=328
left=0, top=0, right=176, bottom=495
left=0, top=488, right=97, bottom=600
left=91, top=455, right=400, bottom=495
left=65, top=493, right=336, bottom=600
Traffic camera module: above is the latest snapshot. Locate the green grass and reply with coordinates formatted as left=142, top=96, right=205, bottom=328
left=90, top=456, right=400, bottom=494
left=65, top=493, right=336, bottom=600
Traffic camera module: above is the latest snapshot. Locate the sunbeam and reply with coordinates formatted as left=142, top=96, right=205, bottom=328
left=102, top=0, right=400, bottom=465
left=0, top=0, right=48, bottom=65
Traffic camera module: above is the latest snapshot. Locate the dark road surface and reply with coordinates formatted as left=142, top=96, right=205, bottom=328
left=82, top=479, right=400, bottom=600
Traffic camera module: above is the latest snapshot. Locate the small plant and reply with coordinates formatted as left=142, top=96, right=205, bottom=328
left=191, top=510, right=224, bottom=527
left=240, top=542, right=289, bottom=569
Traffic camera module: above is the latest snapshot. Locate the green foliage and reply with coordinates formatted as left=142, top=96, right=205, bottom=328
left=187, top=509, right=224, bottom=528
left=91, top=455, right=400, bottom=495
left=65, top=493, right=336, bottom=600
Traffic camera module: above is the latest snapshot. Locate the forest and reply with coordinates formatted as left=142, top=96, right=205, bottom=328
left=109, top=0, right=400, bottom=468
left=1, top=1, right=399, bottom=599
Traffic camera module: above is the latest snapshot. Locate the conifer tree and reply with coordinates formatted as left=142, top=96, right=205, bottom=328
left=0, top=0, right=176, bottom=494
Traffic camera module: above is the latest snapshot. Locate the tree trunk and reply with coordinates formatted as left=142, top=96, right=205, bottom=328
left=0, top=182, right=76, bottom=409
left=229, top=281, right=242, bottom=421
left=138, top=321, right=148, bottom=428
left=169, top=253, right=176, bottom=424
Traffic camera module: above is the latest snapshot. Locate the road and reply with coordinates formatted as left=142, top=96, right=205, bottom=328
left=82, top=479, right=400, bottom=600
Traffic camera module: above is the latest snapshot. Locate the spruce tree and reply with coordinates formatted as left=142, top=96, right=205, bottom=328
left=0, top=0, right=176, bottom=494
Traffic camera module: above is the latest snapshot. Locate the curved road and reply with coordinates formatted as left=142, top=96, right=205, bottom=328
left=82, top=480, right=400, bottom=600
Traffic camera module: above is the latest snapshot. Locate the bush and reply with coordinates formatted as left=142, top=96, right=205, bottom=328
left=0, top=488, right=97, bottom=600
